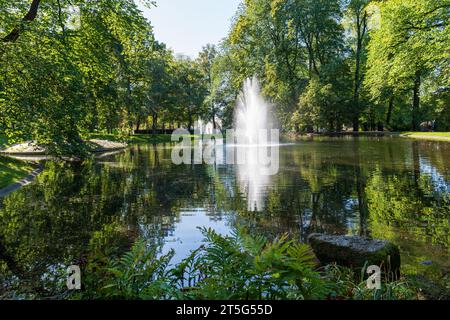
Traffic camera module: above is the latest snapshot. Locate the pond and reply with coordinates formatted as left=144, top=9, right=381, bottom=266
left=0, top=137, right=449, bottom=296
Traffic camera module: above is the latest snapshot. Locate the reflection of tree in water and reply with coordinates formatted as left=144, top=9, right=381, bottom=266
left=250, top=146, right=357, bottom=239
left=0, top=144, right=215, bottom=297
left=1, top=139, right=448, bottom=297
left=366, top=167, right=449, bottom=248
left=221, top=139, right=449, bottom=249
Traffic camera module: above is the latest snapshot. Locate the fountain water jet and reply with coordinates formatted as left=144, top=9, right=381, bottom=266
left=233, top=76, right=277, bottom=211
left=235, top=77, right=274, bottom=144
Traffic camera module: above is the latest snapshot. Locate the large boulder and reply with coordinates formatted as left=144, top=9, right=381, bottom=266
left=308, top=233, right=401, bottom=278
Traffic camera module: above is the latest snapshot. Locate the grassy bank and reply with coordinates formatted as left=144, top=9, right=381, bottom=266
left=288, top=131, right=450, bottom=142
left=400, top=132, right=450, bottom=142
left=1, top=134, right=34, bottom=190
left=0, top=156, right=35, bottom=190
left=0, top=133, right=170, bottom=190
left=84, top=133, right=197, bottom=144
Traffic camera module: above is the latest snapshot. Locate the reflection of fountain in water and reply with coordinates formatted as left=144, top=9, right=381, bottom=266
left=235, top=145, right=272, bottom=211
left=234, top=77, right=276, bottom=211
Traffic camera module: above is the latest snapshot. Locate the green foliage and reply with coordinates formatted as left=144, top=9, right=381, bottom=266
left=324, top=264, right=419, bottom=300
left=220, top=0, right=346, bottom=128
left=98, top=242, right=175, bottom=299
left=70, top=227, right=423, bottom=300
left=0, top=156, right=35, bottom=189
left=74, top=227, right=329, bottom=300
left=295, top=78, right=343, bottom=132
left=212, top=0, right=449, bottom=132
left=0, top=1, right=209, bottom=156
left=184, top=227, right=328, bottom=300
left=365, top=0, right=450, bottom=130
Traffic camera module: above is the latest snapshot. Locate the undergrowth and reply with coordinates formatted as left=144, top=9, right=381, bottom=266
left=70, top=227, right=420, bottom=300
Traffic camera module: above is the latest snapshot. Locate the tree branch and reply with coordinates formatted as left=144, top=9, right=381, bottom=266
left=2, top=0, right=42, bottom=43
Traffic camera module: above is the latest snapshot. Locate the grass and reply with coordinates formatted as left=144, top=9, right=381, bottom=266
left=84, top=133, right=198, bottom=144
left=401, top=132, right=450, bottom=137
left=0, top=134, right=37, bottom=190
left=0, top=156, right=35, bottom=190
left=400, top=132, right=450, bottom=141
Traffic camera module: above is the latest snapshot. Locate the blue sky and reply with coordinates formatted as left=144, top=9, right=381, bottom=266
left=138, top=0, right=242, bottom=58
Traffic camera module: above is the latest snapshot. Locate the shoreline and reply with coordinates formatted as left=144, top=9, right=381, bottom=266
left=287, top=131, right=450, bottom=142
left=0, top=164, right=44, bottom=198
left=0, top=139, right=129, bottom=197
left=1, top=132, right=449, bottom=198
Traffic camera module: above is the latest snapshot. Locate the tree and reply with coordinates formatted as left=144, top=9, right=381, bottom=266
left=197, top=44, right=219, bottom=129
left=222, top=0, right=345, bottom=130
left=365, top=0, right=450, bottom=131
left=173, top=57, right=208, bottom=132
left=346, top=0, right=371, bottom=131
left=1, top=0, right=41, bottom=43
left=0, top=1, right=208, bottom=154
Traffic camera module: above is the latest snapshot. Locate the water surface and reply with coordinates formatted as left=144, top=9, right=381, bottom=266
left=0, top=137, right=448, bottom=295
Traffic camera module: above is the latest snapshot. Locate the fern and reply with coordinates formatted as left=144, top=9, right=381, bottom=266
left=72, top=227, right=416, bottom=300
left=100, top=241, right=176, bottom=299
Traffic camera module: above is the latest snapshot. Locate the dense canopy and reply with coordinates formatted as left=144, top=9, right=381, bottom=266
left=0, top=0, right=449, bottom=155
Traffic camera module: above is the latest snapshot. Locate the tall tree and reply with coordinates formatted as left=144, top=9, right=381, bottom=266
left=347, top=0, right=371, bottom=131
left=365, top=0, right=450, bottom=130
left=197, top=44, right=219, bottom=129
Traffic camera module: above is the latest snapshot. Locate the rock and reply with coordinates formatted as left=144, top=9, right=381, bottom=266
left=88, top=139, right=128, bottom=152
left=1, top=141, right=46, bottom=155
left=308, top=233, right=401, bottom=278
left=1, top=139, right=127, bottom=156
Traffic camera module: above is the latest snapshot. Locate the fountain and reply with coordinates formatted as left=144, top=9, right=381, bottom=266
left=233, top=76, right=278, bottom=211
left=235, top=77, right=273, bottom=144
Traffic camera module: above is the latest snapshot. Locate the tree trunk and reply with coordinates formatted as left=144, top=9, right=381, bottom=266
left=188, top=114, right=193, bottom=133
left=386, top=95, right=394, bottom=129
left=212, top=112, right=217, bottom=130
left=412, top=71, right=421, bottom=131
left=152, top=112, right=157, bottom=134
left=352, top=10, right=367, bottom=132
left=136, top=117, right=141, bottom=132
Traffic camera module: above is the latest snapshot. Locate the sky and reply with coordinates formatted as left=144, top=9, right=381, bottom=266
left=138, top=0, right=242, bottom=58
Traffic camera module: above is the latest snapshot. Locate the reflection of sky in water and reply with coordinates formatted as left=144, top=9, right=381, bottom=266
left=158, top=208, right=232, bottom=264
left=420, top=158, right=449, bottom=193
